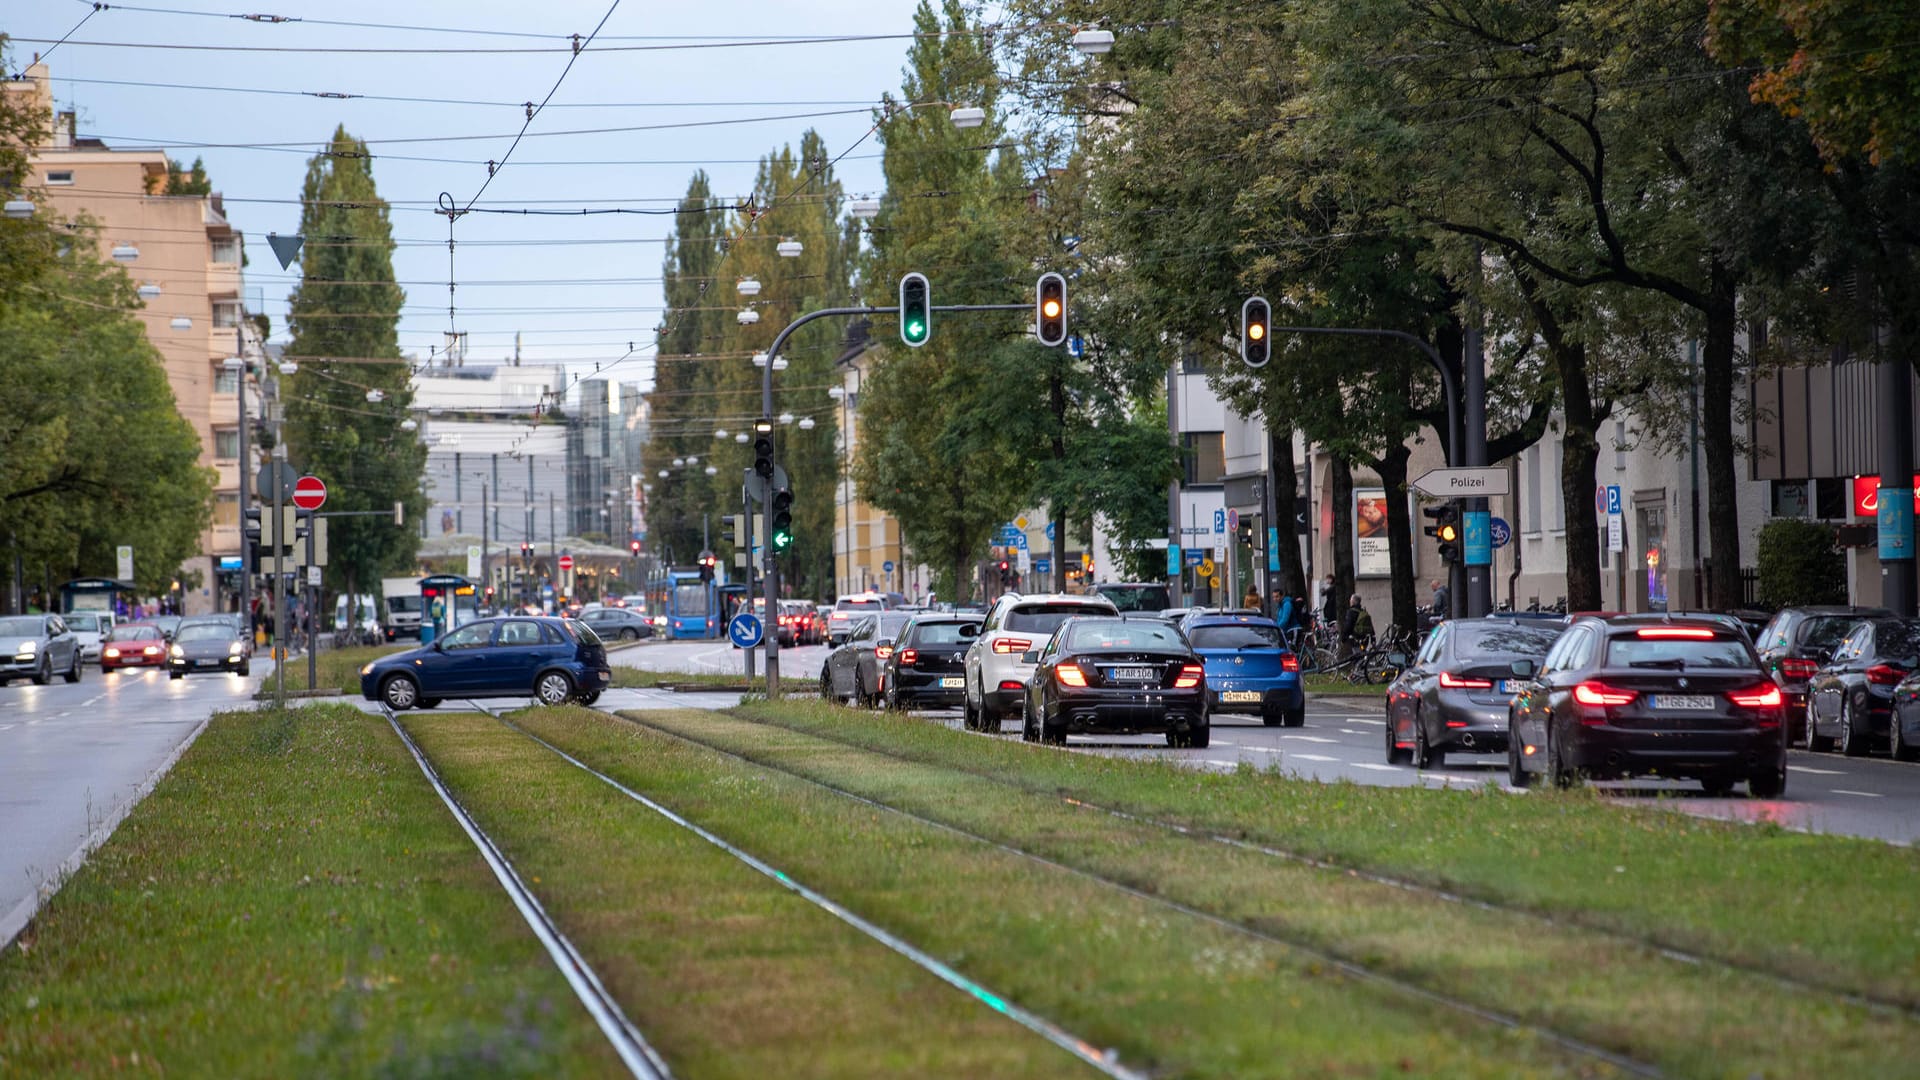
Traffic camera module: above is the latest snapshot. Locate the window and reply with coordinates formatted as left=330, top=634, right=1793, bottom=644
left=1548, top=439, right=1565, bottom=530
left=212, top=301, right=241, bottom=328
left=46, top=170, right=73, bottom=186
left=1180, top=347, right=1208, bottom=374
left=213, top=427, right=240, bottom=460
left=213, top=493, right=239, bottom=527
left=211, top=236, right=240, bottom=265
left=1524, top=447, right=1542, bottom=533
left=1771, top=480, right=1810, bottom=518
left=1182, top=432, right=1226, bottom=485
left=440, top=624, right=491, bottom=650
left=498, top=620, right=543, bottom=645
left=1190, top=623, right=1282, bottom=650
left=214, top=366, right=240, bottom=395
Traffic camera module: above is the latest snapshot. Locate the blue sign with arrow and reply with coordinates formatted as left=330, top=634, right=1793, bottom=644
left=727, top=613, right=764, bottom=649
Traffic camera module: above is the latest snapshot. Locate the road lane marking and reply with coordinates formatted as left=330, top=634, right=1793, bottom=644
left=1344, top=718, right=1384, bottom=726
left=1290, top=753, right=1338, bottom=762
left=1238, top=746, right=1282, bottom=754
left=1281, top=735, right=1337, bottom=743
left=1831, top=789, right=1884, bottom=798
left=1788, top=765, right=1844, bottom=776
left=1350, top=763, right=1401, bottom=772
left=1203, top=759, right=1240, bottom=768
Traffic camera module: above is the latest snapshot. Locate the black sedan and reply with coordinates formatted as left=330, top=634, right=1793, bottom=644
left=1755, top=605, right=1893, bottom=746
left=167, top=621, right=251, bottom=678
left=1805, top=616, right=1920, bottom=756
left=820, top=612, right=912, bottom=707
left=880, top=614, right=981, bottom=710
left=359, top=616, right=611, bottom=710
left=1385, top=617, right=1564, bottom=768
left=1019, top=616, right=1209, bottom=748
left=1506, top=615, right=1787, bottom=797
left=577, top=606, right=656, bottom=642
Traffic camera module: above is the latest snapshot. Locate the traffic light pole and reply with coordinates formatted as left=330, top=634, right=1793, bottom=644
left=757, top=301, right=1034, bottom=699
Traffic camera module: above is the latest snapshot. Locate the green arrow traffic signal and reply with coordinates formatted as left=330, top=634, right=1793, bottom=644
left=899, top=272, right=930, bottom=348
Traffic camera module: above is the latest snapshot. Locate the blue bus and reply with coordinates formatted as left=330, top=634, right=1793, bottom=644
left=659, top=569, right=719, bottom=639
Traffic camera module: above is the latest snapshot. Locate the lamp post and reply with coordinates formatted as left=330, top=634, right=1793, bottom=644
left=223, top=345, right=252, bottom=624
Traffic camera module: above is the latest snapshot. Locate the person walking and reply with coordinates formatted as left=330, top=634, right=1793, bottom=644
left=1340, top=593, right=1375, bottom=654
left=1429, top=578, right=1450, bottom=618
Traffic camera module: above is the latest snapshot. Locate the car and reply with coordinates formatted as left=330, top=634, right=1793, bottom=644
left=1184, top=613, right=1303, bottom=727
left=63, top=611, right=112, bottom=665
left=179, top=613, right=251, bottom=663
left=815, top=605, right=833, bottom=642
left=0, top=614, right=84, bottom=685
left=820, top=611, right=914, bottom=707
left=880, top=614, right=982, bottom=710
left=963, top=592, right=1118, bottom=731
left=1805, top=616, right=1920, bottom=756
left=1505, top=615, right=1787, bottom=797
left=1019, top=616, right=1210, bottom=747
left=1093, top=582, right=1173, bottom=613
left=826, top=593, right=890, bottom=645
left=1753, top=605, right=1892, bottom=746
left=101, top=622, right=170, bottom=672
left=360, top=616, right=612, bottom=711
left=1888, top=668, right=1920, bottom=762
left=777, top=600, right=815, bottom=647
left=1386, top=617, right=1564, bottom=768
left=146, top=614, right=183, bottom=642
left=577, top=606, right=656, bottom=641
left=166, top=620, right=252, bottom=678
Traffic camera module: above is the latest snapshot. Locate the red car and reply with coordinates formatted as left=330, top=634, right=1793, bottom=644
left=101, top=623, right=169, bottom=671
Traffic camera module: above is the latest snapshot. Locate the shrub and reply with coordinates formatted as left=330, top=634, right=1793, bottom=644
left=1756, top=518, right=1846, bottom=608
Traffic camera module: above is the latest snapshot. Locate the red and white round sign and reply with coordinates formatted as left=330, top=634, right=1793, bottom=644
left=558, top=554, right=575, bottom=572
left=292, top=475, right=328, bottom=511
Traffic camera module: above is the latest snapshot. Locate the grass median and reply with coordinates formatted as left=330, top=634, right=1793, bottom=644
left=0, top=704, right=615, bottom=1078
left=731, top=698, right=1920, bottom=1013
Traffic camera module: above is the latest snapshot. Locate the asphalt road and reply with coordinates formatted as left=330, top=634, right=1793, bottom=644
left=614, top=637, right=1920, bottom=844
left=0, top=661, right=264, bottom=944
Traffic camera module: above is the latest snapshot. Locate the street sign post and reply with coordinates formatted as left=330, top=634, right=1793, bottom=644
left=255, top=462, right=296, bottom=502
left=1490, top=517, right=1513, bottom=549
left=728, top=612, right=764, bottom=649
left=558, top=554, right=575, bottom=572
left=1412, top=467, right=1510, bottom=498
left=292, top=475, right=327, bottom=512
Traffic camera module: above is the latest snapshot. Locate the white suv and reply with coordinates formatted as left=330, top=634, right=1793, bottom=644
left=963, top=593, right=1117, bottom=731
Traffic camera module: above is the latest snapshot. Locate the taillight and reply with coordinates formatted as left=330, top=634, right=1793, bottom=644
left=874, top=645, right=893, bottom=661
left=1280, top=653, right=1300, bottom=672
left=993, top=637, right=1036, bottom=655
left=1056, top=664, right=1087, bottom=687
left=1439, top=671, right=1494, bottom=690
left=898, top=648, right=918, bottom=666
left=1572, top=681, right=1637, bottom=707
left=1727, top=683, right=1784, bottom=707
left=1779, top=658, right=1819, bottom=681
left=1866, top=663, right=1907, bottom=686
left=1173, top=664, right=1204, bottom=688
left=1636, top=627, right=1716, bottom=639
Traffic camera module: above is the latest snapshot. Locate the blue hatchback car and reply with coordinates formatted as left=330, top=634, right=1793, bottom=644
left=1184, top=614, right=1305, bottom=726
left=360, top=616, right=611, bottom=711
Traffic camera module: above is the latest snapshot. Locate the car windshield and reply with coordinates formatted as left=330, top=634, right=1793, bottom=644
left=108, top=625, right=161, bottom=641
left=1453, top=624, right=1562, bottom=658
left=674, top=584, right=709, bottom=617
left=1870, top=620, right=1920, bottom=662
left=388, top=596, right=421, bottom=614
left=876, top=615, right=911, bottom=640
left=0, top=616, right=43, bottom=636
left=1798, top=616, right=1864, bottom=652
left=1096, top=584, right=1172, bottom=612
left=1189, top=624, right=1281, bottom=650
left=1064, top=620, right=1186, bottom=652
left=910, top=621, right=977, bottom=646
left=66, top=613, right=105, bottom=633
left=176, top=624, right=230, bottom=642
left=1006, top=604, right=1112, bottom=634
left=836, top=598, right=883, bottom=612
left=1606, top=634, right=1753, bottom=669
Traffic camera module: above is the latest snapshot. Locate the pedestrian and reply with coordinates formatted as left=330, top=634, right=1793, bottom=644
left=1273, top=592, right=1295, bottom=632
left=1317, top=576, right=1337, bottom=623
left=1429, top=578, right=1450, bottom=617
left=1340, top=593, right=1375, bottom=650
left=1242, top=583, right=1262, bottom=611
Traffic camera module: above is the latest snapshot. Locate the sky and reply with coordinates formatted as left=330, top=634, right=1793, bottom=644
left=6, top=0, right=926, bottom=399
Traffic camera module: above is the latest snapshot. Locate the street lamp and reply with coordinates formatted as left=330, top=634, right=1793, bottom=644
left=714, top=428, right=729, bottom=439
left=704, top=465, right=718, bottom=476
left=734, top=432, right=749, bottom=444
left=949, top=106, right=986, bottom=129
left=279, top=361, right=299, bottom=376
left=777, top=238, right=803, bottom=258
left=136, top=283, right=161, bottom=299
left=736, top=277, right=762, bottom=297
left=850, top=198, right=880, bottom=220
left=400, top=418, right=418, bottom=432
left=778, top=412, right=794, bottom=425
left=365, top=388, right=385, bottom=403
left=753, top=352, right=770, bottom=368
left=2, top=199, right=33, bottom=219
left=169, top=316, right=193, bottom=330
left=771, top=356, right=788, bottom=372
left=737, top=308, right=760, bottom=325
left=828, top=385, right=845, bottom=401
left=672, top=457, right=685, bottom=467
left=798, top=416, right=816, bottom=430
left=658, top=469, right=669, bottom=478
left=1071, top=28, right=1115, bottom=55
left=111, top=244, right=139, bottom=261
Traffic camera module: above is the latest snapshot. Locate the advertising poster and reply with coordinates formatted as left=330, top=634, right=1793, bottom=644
left=1354, top=488, right=1392, bottom=578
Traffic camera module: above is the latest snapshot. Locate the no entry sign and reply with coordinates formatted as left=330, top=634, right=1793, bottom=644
left=292, top=475, right=327, bottom=511
left=558, top=554, right=574, bottom=572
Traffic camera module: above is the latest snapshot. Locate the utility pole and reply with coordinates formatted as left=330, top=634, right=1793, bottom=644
left=481, top=482, right=490, bottom=610
left=1877, top=325, right=1915, bottom=614
left=269, top=369, right=286, bottom=709
left=234, top=321, right=252, bottom=622
left=1462, top=256, right=1493, bottom=619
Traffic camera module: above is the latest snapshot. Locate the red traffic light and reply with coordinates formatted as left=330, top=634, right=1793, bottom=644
left=629, top=539, right=641, bottom=554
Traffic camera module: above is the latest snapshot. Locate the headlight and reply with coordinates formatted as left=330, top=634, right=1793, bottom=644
left=17, top=640, right=34, bottom=654
left=361, top=662, right=376, bottom=676
left=104, top=648, right=121, bottom=658
left=170, top=645, right=184, bottom=658
left=229, top=641, right=244, bottom=655
left=143, top=645, right=162, bottom=656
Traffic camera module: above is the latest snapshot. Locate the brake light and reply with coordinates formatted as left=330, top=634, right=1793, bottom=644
left=1173, top=664, right=1204, bottom=688
left=1281, top=653, right=1300, bottom=672
left=1779, top=658, right=1819, bottom=681
left=1572, top=681, right=1637, bottom=707
left=1866, top=663, right=1907, bottom=686
left=1055, top=664, right=1087, bottom=687
left=1727, top=683, right=1784, bottom=708
left=898, top=648, right=918, bottom=666
left=874, top=645, right=893, bottom=661
left=1635, top=627, right=1716, bottom=639
left=1439, top=671, right=1494, bottom=690
left=993, top=637, right=1036, bottom=655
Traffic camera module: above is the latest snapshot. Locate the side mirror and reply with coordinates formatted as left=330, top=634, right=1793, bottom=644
left=958, top=623, right=980, bottom=638
left=876, top=638, right=893, bottom=651
left=1812, top=648, right=1834, bottom=665
left=1021, top=649, right=1040, bottom=665
left=1509, top=658, right=1536, bottom=678
left=432, top=640, right=445, bottom=652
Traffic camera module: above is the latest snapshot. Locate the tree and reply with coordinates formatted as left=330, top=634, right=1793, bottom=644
left=158, top=156, right=211, bottom=196
left=646, top=172, right=727, bottom=568
left=282, top=126, right=425, bottom=605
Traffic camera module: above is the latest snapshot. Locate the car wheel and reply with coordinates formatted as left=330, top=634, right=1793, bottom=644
left=169, top=670, right=184, bottom=680
left=32, top=656, right=51, bottom=686
left=237, top=662, right=251, bottom=677
left=1839, top=697, right=1869, bottom=758
left=1805, top=700, right=1834, bottom=752
left=1385, top=714, right=1413, bottom=765
left=961, top=682, right=979, bottom=730
left=64, top=652, right=82, bottom=683
left=1548, top=734, right=1579, bottom=789
left=1039, top=704, right=1067, bottom=746
left=1284, top=706, right=1305, bottom=728
left=620, top=628, right=639, bottom=641
left=1507, top=738, right=1534, bottom=789
left=381, top=673, right=420, bottom=710
left=1700, top=776, right=1737, bottom=797
left=1415, top=713, right=1444, bottom=770
left=535, top=670, right=575, bottom=707
left=1021, top=696, right=1038, bottom=743
left=1262, top=700, right=1284, bottom=727
left=1893, top=714, right=1920, bottom=763
left=819, top=668, right=834, bottom=703
left=852, top=672, right=872, bottom=709
left=576, top=690, right=602, bottom=707
left=1748, top=767, right=1787, bottom=798
left=416, top=698, right=442, bottom=709
left=978, top=687, right=1002, bottom=731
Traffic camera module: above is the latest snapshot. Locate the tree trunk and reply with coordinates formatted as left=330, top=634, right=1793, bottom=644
left=1376, top=444, right=1419, bottom=635
left=1330, top=456, right=1355, bottom=630
left=1267, top=420, right=1307, bottom=603
left=1701, top=258, right=1742, bottom=609
left=1558, top=341, right=1605, bottom=612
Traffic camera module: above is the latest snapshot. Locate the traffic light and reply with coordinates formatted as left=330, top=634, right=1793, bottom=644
left=520, top=541, right=533, bottom=559
left=1035, top=272, right=1067, bottom=347
left=1241, top=295, right=1271, bottom=368
left=723, top=514, right=745, bottom=548
left=770, top=488, right=794, bottom=551
left=698, top=551, right=715, bottom=582
left=899, top=272, right=931, bottom=347
left=753, top=426, right=774, bottom=479
left=629, top=539, right=641, bottom=556
left=1423, top=503, right=1460, bottom=563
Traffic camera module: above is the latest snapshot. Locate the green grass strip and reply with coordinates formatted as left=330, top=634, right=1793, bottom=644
left=508, top=705, right=1615, bottom=1078
left=733, top=698, right=1920, bottom=1010
left=620, top=705, right=1920, bottom=1077
left=0, top=704, right=616, bottom=1078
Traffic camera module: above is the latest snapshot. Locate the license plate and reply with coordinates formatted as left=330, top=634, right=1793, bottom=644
left=1496, top=680, right=1516, bottom=694
left=1653, top=694, right=1717, bottom=711
left=197, top=660, right=219, bottom=668
left=1110, top=667, right=1157, bottom=682
left=1221, top=690, right=1261, bottom=703
left=940, top=676, right=964, bottom=688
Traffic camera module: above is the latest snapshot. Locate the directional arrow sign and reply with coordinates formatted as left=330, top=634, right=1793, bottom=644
left=1412, top=467, right=1510, bottom=498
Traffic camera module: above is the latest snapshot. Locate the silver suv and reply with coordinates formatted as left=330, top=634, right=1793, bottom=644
left=963, top=592, right=1117, bottom=731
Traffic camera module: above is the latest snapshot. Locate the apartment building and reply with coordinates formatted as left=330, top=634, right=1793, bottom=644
left=9, top=62, right=254, bottom=614
left=830, top=326, right=929, bottom=599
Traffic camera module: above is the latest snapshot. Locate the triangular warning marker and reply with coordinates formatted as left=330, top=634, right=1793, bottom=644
left=265, top=232, right=305, bottom=270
